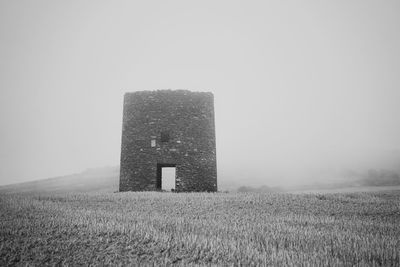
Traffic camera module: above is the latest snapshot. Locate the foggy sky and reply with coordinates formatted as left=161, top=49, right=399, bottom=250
left=1, top=0, right=399, bottom=186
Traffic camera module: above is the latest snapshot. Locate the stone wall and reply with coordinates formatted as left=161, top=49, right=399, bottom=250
left=119, top=90, right=217, bottom=192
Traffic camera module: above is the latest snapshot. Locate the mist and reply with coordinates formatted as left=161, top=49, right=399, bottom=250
left=1, top=0, right=399, bottom=188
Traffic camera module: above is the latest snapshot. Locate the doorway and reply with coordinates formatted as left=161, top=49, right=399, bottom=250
left=156, top=163, right=176, bottom=191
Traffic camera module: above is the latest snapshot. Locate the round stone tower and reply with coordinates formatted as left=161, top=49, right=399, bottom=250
left=119, top=89, right=217, bottom=192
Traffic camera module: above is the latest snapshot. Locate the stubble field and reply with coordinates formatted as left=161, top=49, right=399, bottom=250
left=1, top=190, right=400, bottom=266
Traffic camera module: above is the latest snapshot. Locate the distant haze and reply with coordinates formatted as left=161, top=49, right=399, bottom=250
left=1, top=1, right=399, bottom=186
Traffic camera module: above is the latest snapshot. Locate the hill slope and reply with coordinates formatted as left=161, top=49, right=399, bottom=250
left=2, top=165, right=400, bottom=194
left=0, top=167, right=238, bottom=193
left=0, top=167, right=119, bottom=193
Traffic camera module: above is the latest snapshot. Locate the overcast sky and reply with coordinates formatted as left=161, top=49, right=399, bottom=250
left=1, top=0, right=399, bottom=186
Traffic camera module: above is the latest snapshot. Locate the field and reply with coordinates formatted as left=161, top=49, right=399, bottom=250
left=1, top=190, right=400, bottom=266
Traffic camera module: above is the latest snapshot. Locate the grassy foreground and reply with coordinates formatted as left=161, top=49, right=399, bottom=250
left=1, top=190, right=399, bottom=266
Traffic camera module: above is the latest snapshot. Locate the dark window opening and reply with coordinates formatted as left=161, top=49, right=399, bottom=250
left=161, top=131, right=170, bottom=142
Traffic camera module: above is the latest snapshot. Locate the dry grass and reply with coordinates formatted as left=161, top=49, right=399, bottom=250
left=1, top=190, right=399, bottom=266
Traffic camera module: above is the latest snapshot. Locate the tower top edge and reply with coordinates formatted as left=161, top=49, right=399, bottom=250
left=124, top=89, right=214, bottom=96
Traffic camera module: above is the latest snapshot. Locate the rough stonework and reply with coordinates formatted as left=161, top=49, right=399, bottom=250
left=119, top=90, right=217, bottom=192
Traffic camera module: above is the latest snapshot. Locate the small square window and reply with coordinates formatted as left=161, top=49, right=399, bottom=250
left=161, top=131, right=170, bottom=142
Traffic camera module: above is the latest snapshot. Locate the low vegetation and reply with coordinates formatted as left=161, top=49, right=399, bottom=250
left=1, top=190, right=399, bottom=266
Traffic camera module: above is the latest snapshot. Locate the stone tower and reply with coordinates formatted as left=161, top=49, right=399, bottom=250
left=119, top=90, right=217, bottom=192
